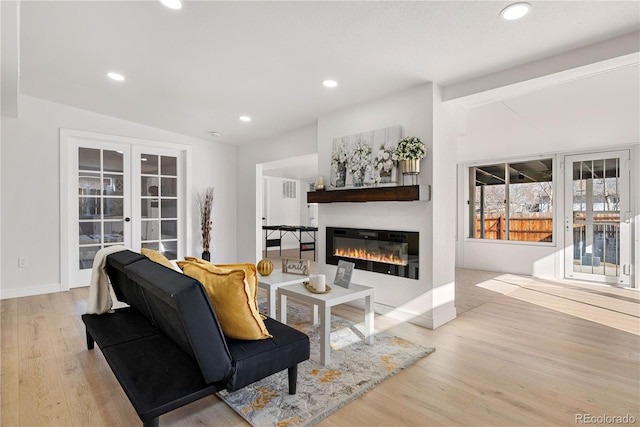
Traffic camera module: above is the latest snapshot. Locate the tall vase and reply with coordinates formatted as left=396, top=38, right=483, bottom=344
left=335, top=163, right=346, bottom=188
left=379, top=169, right=392, bottom=183
left=201, top=251, right=211, bottom=261
left=352, top=172, right=363, bottom=187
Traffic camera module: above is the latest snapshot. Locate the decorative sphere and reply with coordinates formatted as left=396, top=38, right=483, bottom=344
left=257, top=259, right=274, bottom=276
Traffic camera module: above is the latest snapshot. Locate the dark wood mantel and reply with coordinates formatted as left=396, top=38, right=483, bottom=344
left=307, top=185, right=428, bottom=203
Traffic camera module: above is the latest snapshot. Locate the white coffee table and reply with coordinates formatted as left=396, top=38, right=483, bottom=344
left=257, top=269, right=309, bottom=318
left=278, top=282, right=374, bottom=366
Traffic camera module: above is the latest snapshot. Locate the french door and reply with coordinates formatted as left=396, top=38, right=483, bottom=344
left=132, top=147, right=181, bottom=260
left=564, top=150, right=631, bottom=286
left=61, top=131, right=187, bottom=289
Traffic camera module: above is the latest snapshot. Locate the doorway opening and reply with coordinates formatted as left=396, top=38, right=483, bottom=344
left=257, top=154, right=318, bottom=264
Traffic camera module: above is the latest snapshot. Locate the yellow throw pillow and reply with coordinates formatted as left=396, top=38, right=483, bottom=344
left=141, top=248, right=174, bottom=270
left=214, top=262, right=259, bottom=306
left=177, top=259, right=271, bottom=340
left=213, top=262, right=266, bottom=319
left=183, top=257, right=260, bottom=310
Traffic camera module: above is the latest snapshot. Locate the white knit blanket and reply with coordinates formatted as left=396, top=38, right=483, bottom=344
left=86, top=245, right=128, bottom=315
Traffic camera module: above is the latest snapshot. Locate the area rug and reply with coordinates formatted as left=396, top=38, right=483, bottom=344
left=218, top=300, right=435, bottom=427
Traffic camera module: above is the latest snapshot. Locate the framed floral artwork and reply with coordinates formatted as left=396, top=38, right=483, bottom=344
left=330, top=125, right=403, bottom=188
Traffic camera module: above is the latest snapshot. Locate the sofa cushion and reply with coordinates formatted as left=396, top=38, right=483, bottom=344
left=82, top=307, right=160, bottom=349
left=105, top=250, right=147, bottom=309
left=178, top=259, right=271, bottom=340
left=102, top=334, right=225, bottom=422
left=225, top=317, right=310, bottom=391
left=141, top=248, right=175, bottom=270
left=124, top=259, right=234, bottom=384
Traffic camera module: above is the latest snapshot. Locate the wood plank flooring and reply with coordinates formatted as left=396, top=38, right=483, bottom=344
left=1, top=269, right=638, bottom=426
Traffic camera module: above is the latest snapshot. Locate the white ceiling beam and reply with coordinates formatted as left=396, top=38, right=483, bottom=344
left=442, top=30, right=640, bottom=108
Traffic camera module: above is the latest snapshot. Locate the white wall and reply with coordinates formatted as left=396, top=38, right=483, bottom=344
left=300, top=181, right=315, bottom=228
left=456, top=69, right=640, bottom=281
left=317, top=83, right=457, bottom=329
left=1, top=95, right=238, bottom=299
left=240, top=83, right=458, bottom=328
left=236, top=124, right=318, bottom=263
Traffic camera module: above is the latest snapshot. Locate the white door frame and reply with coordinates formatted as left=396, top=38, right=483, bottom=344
left=563, top=149, right=632, bottom=286
left=60, top=129, right=192, bottom=290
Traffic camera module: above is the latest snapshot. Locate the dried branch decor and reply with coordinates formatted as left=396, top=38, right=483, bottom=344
left=195, top=187, right=214, bottom=253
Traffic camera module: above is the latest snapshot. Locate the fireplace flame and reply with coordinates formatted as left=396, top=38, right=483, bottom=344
left=334, top=247, right=407, bottom=266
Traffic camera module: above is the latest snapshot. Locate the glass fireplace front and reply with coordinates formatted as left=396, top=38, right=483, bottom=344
left=326, top=227, right=419, bottom=279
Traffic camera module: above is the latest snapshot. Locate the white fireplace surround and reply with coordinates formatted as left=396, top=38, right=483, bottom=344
left=312, top=84, right=458, bottom=330
left=318, top=199, right=454, bottom=329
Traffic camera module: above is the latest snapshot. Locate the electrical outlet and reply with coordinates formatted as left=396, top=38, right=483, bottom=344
left=18, top=257, right=28, bottom=268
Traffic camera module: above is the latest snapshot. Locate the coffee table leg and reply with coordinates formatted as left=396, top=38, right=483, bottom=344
left=279, top=294, right=288, bottom=323
left=268, top=288, right=277, bottom=318
left=320, top=305, right=331, bottom=366
left=312, top=304, right=318, bottom=325
left=364, top=294, right=374, bottom=345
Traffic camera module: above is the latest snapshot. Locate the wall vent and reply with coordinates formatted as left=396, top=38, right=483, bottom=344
left=283, top=181, right=297, bottom=199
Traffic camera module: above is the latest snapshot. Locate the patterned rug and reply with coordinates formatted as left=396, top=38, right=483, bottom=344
left=218, top=300, right=435, bottom=427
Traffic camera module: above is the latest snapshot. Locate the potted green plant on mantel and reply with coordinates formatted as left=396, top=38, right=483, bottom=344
left=395, top=136, right=426, bottom=175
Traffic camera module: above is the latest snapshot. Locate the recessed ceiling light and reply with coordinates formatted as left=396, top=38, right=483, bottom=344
left=239, top=116, right=252, bottom=122
left=160, top=0, right=182, bottom=10
left=107, top=72, right=125, bottom=82
left=500, top=2, right=531, bottom=21
left=322, top=79, right=338, bottom=88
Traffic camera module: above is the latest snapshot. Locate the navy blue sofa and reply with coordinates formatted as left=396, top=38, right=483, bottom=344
left=81, top=250, right=310, bottom=427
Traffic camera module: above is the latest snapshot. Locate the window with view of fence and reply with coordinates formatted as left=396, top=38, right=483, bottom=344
left=474, top=214, right=553, bottom=242
left=470, top=159, right=553, bottom=242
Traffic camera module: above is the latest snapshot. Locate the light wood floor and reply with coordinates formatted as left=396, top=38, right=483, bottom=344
left=2, top=269, right=638, bottom=426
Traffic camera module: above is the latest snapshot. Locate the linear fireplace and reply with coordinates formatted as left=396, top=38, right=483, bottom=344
left=326, top=227, right=419, bottom=279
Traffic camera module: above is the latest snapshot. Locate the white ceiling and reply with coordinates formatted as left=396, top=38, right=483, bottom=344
left=459, top=64, right=640, bottom=161
left=5, top=0, right=639, bottom=147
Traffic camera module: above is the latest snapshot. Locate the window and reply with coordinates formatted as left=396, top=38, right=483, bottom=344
left=469, top=159, right=553, bottom=242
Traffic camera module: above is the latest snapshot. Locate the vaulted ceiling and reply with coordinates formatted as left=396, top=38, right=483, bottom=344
left=2, top=1, right=639, bottom=147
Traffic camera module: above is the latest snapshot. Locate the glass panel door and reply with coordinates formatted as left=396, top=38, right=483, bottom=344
left=138, top=152, right=179, bottom=259
left=565, top=151, right=631, bottom=285
left=62, top=130, right=188, bottom=289
left=78, top=147, right=127, bottom=267
left=72, top=144, right=131, bottom=288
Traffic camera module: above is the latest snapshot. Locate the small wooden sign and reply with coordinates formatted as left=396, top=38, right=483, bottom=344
left=282, top=258, right=310, bottom=276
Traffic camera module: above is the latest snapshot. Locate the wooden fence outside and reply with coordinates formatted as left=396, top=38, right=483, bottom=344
left=475, top=215, right=553, bottom=242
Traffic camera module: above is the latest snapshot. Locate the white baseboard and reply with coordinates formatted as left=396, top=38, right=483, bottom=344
left=0, top=283, right=62, bottom=300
